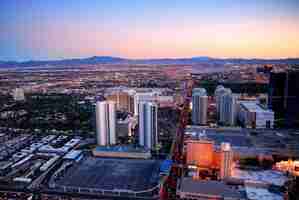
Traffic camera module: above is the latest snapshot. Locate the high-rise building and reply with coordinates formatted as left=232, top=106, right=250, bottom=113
left=134, top=93, right=156, bottom=116
left=138, top=102, right=158, bottom=149
left=192, top=88, right=208, bottom=125
left=215, top=86, right=235, bottom=126
left=220, top=142, right=233, bottom=179
left=284, top=68, right=299, bottom=127
left=96, top=101, right=116, bottom=146
left=268, top=67, right=299, bottom=127
left=12, top=88, right=25, bottom=101
left=106, top=91, right=134, bottom=113
left=215, top=85, right=229, bottom=120
left=219, top=93, right=236, bottom=126
left=268, top=72, right=286, bottom=118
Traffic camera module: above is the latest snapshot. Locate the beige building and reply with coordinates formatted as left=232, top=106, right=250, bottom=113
left=106, top=91, right=134, bottom=113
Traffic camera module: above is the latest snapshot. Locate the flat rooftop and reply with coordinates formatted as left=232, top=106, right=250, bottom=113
left=245, top=186, right=283, bottom=200
left=232, top=168, right=287, bottom=186
left=94, top=145, right=149, bottom=153
left=185, top=127, right=251, bottom=147
left=184, top=127, right=299, bottom=157
left=93, top=145, right=151, bottom=159
left=51, top=156, right=161, bottom=192
left=240, top=101, right=272, bottom=113
left=178, top=178, right=243, bottom=199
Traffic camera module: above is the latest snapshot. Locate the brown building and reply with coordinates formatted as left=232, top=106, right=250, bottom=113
left=106, top=91, right=134, bottom=113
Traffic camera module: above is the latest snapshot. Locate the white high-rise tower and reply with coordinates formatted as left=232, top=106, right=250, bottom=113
left=96, top=101, right=116, bottom=146
left=215, top=86, right=236, bottom=126
left=134, top=93, right=155, bottom=116
left=192, top=88, right=208, bottom=125
left=218, top=91, right=236, bottom=126
left=215, top=85, right=227, bottom=120
left=138, top=102, right=158, bottom=149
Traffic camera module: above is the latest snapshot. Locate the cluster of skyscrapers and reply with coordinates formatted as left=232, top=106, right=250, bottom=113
left=192, top=86, right=236, bottom=127
left=95, top=91, right=158, bottom=150
left=191, top=84, right=275, bottom=128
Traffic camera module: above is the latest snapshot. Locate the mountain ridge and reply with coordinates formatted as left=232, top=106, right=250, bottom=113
left=0, top=56, right=299, bottom=68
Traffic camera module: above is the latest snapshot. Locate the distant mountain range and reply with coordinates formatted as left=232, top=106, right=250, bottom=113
left=0, top=56, right=299, bottom=68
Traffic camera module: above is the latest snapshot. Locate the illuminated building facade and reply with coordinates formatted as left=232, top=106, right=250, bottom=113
left=220, top=143, right=233, bottom=179
left=185, top=139, right=233, bottom=180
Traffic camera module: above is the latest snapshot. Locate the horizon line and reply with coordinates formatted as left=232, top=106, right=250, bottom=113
left=2, top=55, right=299, bottom=63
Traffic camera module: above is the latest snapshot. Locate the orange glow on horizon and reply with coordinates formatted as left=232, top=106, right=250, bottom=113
left=24, top=18, right=299, bottom=60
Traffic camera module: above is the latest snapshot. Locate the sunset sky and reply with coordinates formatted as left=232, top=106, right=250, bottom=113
left=1, top=0, right=299, bottom=61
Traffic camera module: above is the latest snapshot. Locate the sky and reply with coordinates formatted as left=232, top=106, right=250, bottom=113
left=1, top=0, right=299, bottom=61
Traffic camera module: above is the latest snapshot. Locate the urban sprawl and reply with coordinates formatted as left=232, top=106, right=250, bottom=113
left=0, top=63, right=298, bottom=200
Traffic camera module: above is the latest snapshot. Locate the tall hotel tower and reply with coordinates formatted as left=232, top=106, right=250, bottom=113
left=215, top=85, right=227, bottom=120
left=215, top=86, right=236, bottom=126
left=96, top=101, right=116, bottom=146
left=219, top=93, right=236, bottom=126
left=192, top=88, right=208, bottom=125
left=138, top=102, right=158, bottom=149
left=220, top=142, right=233, bottom=179
left=134, top=93, right=155, bottom=116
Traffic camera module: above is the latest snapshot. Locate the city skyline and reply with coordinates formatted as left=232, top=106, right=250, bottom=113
left=1, top=0, right=299, bottom=61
